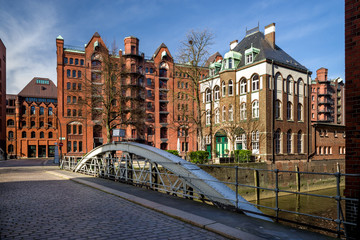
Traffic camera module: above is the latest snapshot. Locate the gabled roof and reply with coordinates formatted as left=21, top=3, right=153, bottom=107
left=152, top=43, right=168, bottom=59
left=205, top=52, right=222, bottom=67
left=18, top=77, right=57, bottom=99
left=232, top=31, right=308, bottom=72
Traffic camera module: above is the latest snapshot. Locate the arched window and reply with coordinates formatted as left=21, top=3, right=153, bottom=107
left=229, top=105, right=233, bottom=121
left=252, top=74, right=259, bottom=91
left=297, top=130, right=302, bottom=154
left=251, top=130, right=260, bottom=154
left=214, top=86, right=220, bottom=101
left=215, top=109, right=220, bottom=124
left=30, top=106, right=35, bottom=115
left=40, top=132, right=44, bottom=138
left=31, top=131, right=35, bottom=138
left=298, top=103, right=303, bottom=121
left=22, top=131, right=26, bottom=138
left=240, top=103, right=246, bottom=120
left=31, top=121, right=35, bottom=128
left=7, top=119, right=14, bottom=126
left=39, top=107, right=44, bottom=115
left=222, top=81, right=226, bottom=96
left=252, top=101, right=259, bottom=118
left=287, top=77, right=293, bottom=94
left=298, top=80, right=304, bottom=96
left=287, top=130, right=292, bottom=154
left=48, top=107, right=53, bottom=116
left=206, top=111, right=210, bottom=125
left=91, top=60, right=101, bottom=68
left=240, top=78, right=247, bottom=94
left=275, top=74, right=282, bottom=92
left=48, top=132, right=53, bottom=138
left=287, top=102, right=293, bottom=120
left=8, top=144, right=14, bottom=153
left=275, top=100, right=281, bottom=119
left=205, top=88, right=212, bottom=102
left=8, top=131, right=14, bottom=140
left=275, top=129, right=281, bottom=154
left=39, top=121, right=44, bottom=128
left=222, top=106, right=226, bottom=122
left=228, top=80, right=233, bottom=95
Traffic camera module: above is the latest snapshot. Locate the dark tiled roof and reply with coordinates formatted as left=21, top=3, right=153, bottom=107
left=232, top=31, right=308, bottom=72
left=18, top=77, right=57, bottom=99
left=152, top=43, right=168, bottom=59
left=205, top=52, right=222, bottom=67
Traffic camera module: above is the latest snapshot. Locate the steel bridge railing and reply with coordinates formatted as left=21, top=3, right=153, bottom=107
left=60, top=156, right=358, bottom=238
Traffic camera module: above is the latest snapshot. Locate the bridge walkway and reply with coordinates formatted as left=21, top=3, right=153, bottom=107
left=51, top=168, right=332, bottom=240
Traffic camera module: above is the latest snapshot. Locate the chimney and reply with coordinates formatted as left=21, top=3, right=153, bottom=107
left=230, top=40, right=238, bottom=50
left=264, top=23, right=276, bottom=48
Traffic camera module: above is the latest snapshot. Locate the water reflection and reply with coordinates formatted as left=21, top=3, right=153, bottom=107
left=252, top=187, right=345, bottom=237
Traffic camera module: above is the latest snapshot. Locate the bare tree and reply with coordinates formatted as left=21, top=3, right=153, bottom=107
left=177, top=29, right=214, bottom=151
left=81, top=42, right=146, bottom=144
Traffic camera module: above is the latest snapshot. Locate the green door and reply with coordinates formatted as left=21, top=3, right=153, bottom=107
left=206, top=145, right=211, bottom=159
left=216, top=136, right=228, bottom=157
left=236, top=143, right=242, bottom=150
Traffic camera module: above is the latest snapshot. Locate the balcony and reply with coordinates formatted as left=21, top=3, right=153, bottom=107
left=318, top=91, right=331, bottom=96
left=318, top=100, right=333, bottom=105
left=159, top=93, right=168, bottom=102
left=122, top=51, right=144, bottom=58
left=318, top=109, right=333, bottom=114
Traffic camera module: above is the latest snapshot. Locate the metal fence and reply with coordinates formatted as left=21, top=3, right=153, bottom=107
left=60, top=156, right=358, bottom=238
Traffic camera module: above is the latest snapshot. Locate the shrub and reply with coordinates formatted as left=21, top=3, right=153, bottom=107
left=233, top=150, right=252, bottom=163
left=189, top=151, right=209, bottom=164
left=166, top=150, right=180, bottom=156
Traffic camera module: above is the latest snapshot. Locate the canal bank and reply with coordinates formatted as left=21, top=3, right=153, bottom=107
left=200, top=159, right=345, bottom=201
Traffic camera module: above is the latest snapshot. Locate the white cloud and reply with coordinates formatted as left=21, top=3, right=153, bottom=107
left=0, top=1, right=58, bottom=94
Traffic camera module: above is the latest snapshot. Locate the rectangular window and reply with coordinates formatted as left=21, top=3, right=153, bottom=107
left=72, top=83, right=76, bottom=90
left=67, top=125, right=71, bottom=134
left=147, top=78, right=152, bottom=86
left=70, top=58, right=73, bottom=64
left=73, top=109, right=76, bottom=116
left=78, top=71, right=81, bottom=78
left=80, top=59, right=84, bottom=65
left=73, top=96, right=76, bottom=103
left=67, top=82, right=71, bottom=90
left=72, top=70, right=76, bottom=78
left=73, top=141, right=77, bottom=152
left=67, top=141, right=71, bottom=152
left=73, top=125, right=77, bottom=134
left=67, top=70, right=70, bottom=77
left=79, top=141, right=83, bottom=152
left=67, top=96, right=71, bottom=103
left=67, top=109, right=71, bottom=116
left=79, top=125, right=82, bottom=134
left=64, top=57, right=68, bottom=64
left=75, top=59, right=79, bottom=65
left=78, top=83, right=82, bottom=90
left=78, top=110, right=82, bottom=116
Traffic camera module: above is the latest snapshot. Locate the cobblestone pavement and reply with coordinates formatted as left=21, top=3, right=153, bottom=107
left=0, top=159, right=226, bottom=239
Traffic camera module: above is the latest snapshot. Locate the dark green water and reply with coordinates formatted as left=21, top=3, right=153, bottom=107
left=252, top=187, right=345, bottom=237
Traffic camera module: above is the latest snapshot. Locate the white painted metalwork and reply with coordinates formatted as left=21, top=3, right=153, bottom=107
left=73, top=142, right=270, bottom=221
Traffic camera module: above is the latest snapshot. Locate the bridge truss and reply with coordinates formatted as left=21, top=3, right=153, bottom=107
left=67, top=142, right=270, bottom=221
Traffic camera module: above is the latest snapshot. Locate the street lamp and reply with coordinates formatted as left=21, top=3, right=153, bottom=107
left=45, top=111, right=62, bottom=165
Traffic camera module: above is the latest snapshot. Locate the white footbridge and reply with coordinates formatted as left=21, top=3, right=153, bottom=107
left=72, top=142, right=270, bottom=221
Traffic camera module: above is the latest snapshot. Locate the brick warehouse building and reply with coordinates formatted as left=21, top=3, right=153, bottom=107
left=0, top=39, right=6, bottom=159
left=200, top=23, right=311, bottom=162
left=5, top=78, right=58, bottom=158
left=345, top=0, right=360, bottom=238
left=56, top=33, right=202, bottom=157
left=310, top=68, right=345, bottom=161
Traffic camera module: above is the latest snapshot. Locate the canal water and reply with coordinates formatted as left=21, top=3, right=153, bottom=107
left=252, top=187, right=345, bottom=237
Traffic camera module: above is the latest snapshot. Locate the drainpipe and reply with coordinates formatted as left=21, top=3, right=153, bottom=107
left=272, top=60, right=275, bottom=164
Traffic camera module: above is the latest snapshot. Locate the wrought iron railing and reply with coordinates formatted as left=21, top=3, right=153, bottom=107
left=60, top=156, right=358, bottom=238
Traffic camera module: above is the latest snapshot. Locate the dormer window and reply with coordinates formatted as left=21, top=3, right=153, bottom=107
left=228, top=59, right=233, bottom=69
left=246, top=54, right=253, bottom=64
left=222, top=51, right=241, bottom=71
left=245, top=44, right=260, bottom=65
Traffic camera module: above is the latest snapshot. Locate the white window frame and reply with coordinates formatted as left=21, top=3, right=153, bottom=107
left=240, top=79, right=246, bottom=94
left=222, top=106, right=226, bottom=122
left=246, top=54, right=253, bottom=64
left=229, top=105, right=233, bottom=121
left=287, top=130, right=292, bottom=154
left=287, top=102, right=292, bottom=120
left=252, top=75, right=259, bottom=91
left=205, top=89, right=211, bottom=103
left=252, top=101, right=259, bottom=118
left=222, top=81, right=226, bottom=97
left=228, top=80, right=233, bottom=96
left=240, top=103, right=246, bottom=120
left=215, top=109, right=220, bottom=124
left=214, top=86, right=220, bottom=101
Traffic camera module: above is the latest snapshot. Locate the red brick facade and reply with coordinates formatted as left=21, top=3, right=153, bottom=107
left=56, top=33, right=201, bottom=158
left=5, top=78, right=58, bottom=158
left=310, top=68, right=345, bottom=124
left=345, top=0, right=360, bottom=238
left=0, top=39, right=6, bottom=159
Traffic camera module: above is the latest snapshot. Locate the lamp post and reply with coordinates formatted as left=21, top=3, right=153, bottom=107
left=45, top=111, right=62, bottom=165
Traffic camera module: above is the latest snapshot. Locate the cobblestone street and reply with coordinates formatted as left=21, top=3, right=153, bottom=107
left=0, top=159, right=226, bottom=239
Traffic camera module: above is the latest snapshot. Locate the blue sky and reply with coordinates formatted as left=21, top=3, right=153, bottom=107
left=0, top=0, right=344, bottom=94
